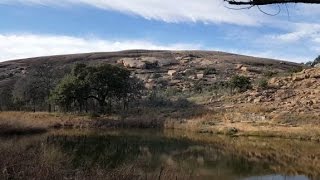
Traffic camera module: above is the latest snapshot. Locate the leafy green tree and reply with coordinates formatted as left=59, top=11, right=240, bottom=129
left=121, top=76, right=145, bottom=110
left=50, top=75, right=82, bottom=112
left=51, top=64, right=143, bottom=114
left=85, top=64, right=130, bottom=113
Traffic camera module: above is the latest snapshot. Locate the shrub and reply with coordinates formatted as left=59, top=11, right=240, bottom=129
left=287, top=66, right=303, bottom=74
left=174, top=98, right=192, bottom=108
left=229, top=75, right=251, bottom=93
left=153, top=73, right=162, bottom=78
left=193, top=81, right=205, bottom=93
left=263, top=71, right=278, bottom=78
left=257, top=78, right=268, bottom=90
left=165, top=87, right=181, bottom=97
left=207, top=81, right=230, bottom=96
left=88, top=112, right=100, bottom=118
left=145, top=91, right=172, bottom=107
left=203, top=67, right=217, bottom=75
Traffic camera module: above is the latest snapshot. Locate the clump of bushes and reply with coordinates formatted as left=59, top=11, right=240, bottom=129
left=257, top=78, right=268, bottom=90
left=207, top=81, right=230, bottom=96
left=229, top=75, right=251, bottom=93
left=165, top=87, right=181, bottom=97
left=174, top=98, right=192, bottom=108
left=143, top=90, right=192, bottom=108
left=263, top=71, right=278, bottom=78
left=287, top=67, right=303, bottom=74
left=203, top=67, right=217, bottom=75
left=193, top=81, right=205, bottom=93
left=144, top=91, right=172, bottom=107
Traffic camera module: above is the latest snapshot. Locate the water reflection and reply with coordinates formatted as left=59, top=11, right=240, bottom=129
left=244, top=175, right=309, bottom=180
left=1, top=129, right=320, bottom=180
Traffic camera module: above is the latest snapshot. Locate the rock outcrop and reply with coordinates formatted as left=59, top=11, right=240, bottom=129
left=243, top=67, right=320, bottom=115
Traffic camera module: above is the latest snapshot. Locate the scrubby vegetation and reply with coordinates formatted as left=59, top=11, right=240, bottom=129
left=0, top=63, right=144, bottom=115
left=1, top=51, right=320, bottom=142
left=229, top=75, right=251, bottom=93
left=256, top=78, right=268, bottom=90
left=51, top=64, right=144, bottom=114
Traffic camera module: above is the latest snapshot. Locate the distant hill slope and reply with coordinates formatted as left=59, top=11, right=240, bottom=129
left=0, top=50, right=303, bottom=91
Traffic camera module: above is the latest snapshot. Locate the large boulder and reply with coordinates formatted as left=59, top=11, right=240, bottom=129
left=199, top=59, right=216, bottom=66
left=168, top=70, right=177, bottom=76
left=140, top=57, right=158, bottom=64
left=158, top=59, right=178, bottom=67
left=235, top=64, right=243, bottom=70
left=117, top=56, right=178, bottom=69
left=196, top=74, right=204, bottom=79
left=120, top=58, right=146, bottom=69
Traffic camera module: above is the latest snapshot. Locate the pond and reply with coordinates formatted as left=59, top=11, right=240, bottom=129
left=0, top=129, right=320, bottom=180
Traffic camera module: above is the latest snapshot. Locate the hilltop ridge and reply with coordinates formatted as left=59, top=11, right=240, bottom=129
left=0, top=50, right=302, bottom=92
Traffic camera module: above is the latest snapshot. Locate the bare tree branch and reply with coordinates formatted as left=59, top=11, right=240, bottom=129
left=225, top=0, right=320, bottom=5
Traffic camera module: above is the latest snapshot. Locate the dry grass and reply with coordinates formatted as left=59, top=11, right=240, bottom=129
left=0, top=112, right=47, bottom=135
left=0, top=111, right=92, bottom=136
left=272, top=112, right=320, bottom=125
left=163, top=107, right=320, bottom=141
left=236, top=104, right=276, bottom=114
left=1, top=107, right=320, bottom=141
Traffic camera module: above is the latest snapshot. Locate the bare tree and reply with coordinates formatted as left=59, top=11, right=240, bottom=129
left=13, top=62, right=63, bottom=112
left=225, top=0, right=320, bottom=5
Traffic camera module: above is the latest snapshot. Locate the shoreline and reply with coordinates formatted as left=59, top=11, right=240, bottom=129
left=1, top=111, right=320, bottom=142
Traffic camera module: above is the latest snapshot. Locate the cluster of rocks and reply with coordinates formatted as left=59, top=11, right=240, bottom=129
left=117, top=57, right=178, bottom=69
left=116, top=55, right=220, bottom=91
left=0, top=50, right=304, bottom=98
left=0, top=64, right=27, bottom=81
left=244, top=67, right=320, bottom=114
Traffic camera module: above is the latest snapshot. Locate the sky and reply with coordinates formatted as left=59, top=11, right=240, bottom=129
left=0, top=1, right=319, bottom=63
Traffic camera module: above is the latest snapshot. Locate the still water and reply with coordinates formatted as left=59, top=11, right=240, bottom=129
left=1, top=129, right=320, bottom=180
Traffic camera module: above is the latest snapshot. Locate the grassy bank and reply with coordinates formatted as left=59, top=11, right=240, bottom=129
left=1, top=109, right=320, bottom=141
left=0, top=112, right=91, bottom=136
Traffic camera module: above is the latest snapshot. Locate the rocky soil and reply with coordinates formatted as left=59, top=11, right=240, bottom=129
left=235, top=67, right=320, bottom=124
left=0, top=50, right=302, bottom=93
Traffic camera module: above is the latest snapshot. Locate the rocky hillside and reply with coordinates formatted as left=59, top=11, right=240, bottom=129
left=254, top=68, right=320, bottom=110
left=233, top=67, right=320, bottom=124
left=0, top=50, right=302, bottom=92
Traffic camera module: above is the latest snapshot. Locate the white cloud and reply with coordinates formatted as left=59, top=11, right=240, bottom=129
left=0, top=34, right=202, bottom=62
left=211, top=47, right=310, bottom=63
left=294, top=4, right=320, bottom=18
left=271, top=23, right=320, bottom=43
left=1, top=0, right=260, bottom=26
left=0, top=33, right=314, bottom=63
left=265, top=23, right=320, bottom=59
left=1, top=2, right=319, bottom=63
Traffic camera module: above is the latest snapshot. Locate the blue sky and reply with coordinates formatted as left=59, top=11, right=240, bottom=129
left=0, top=1, right=319, bottom=62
